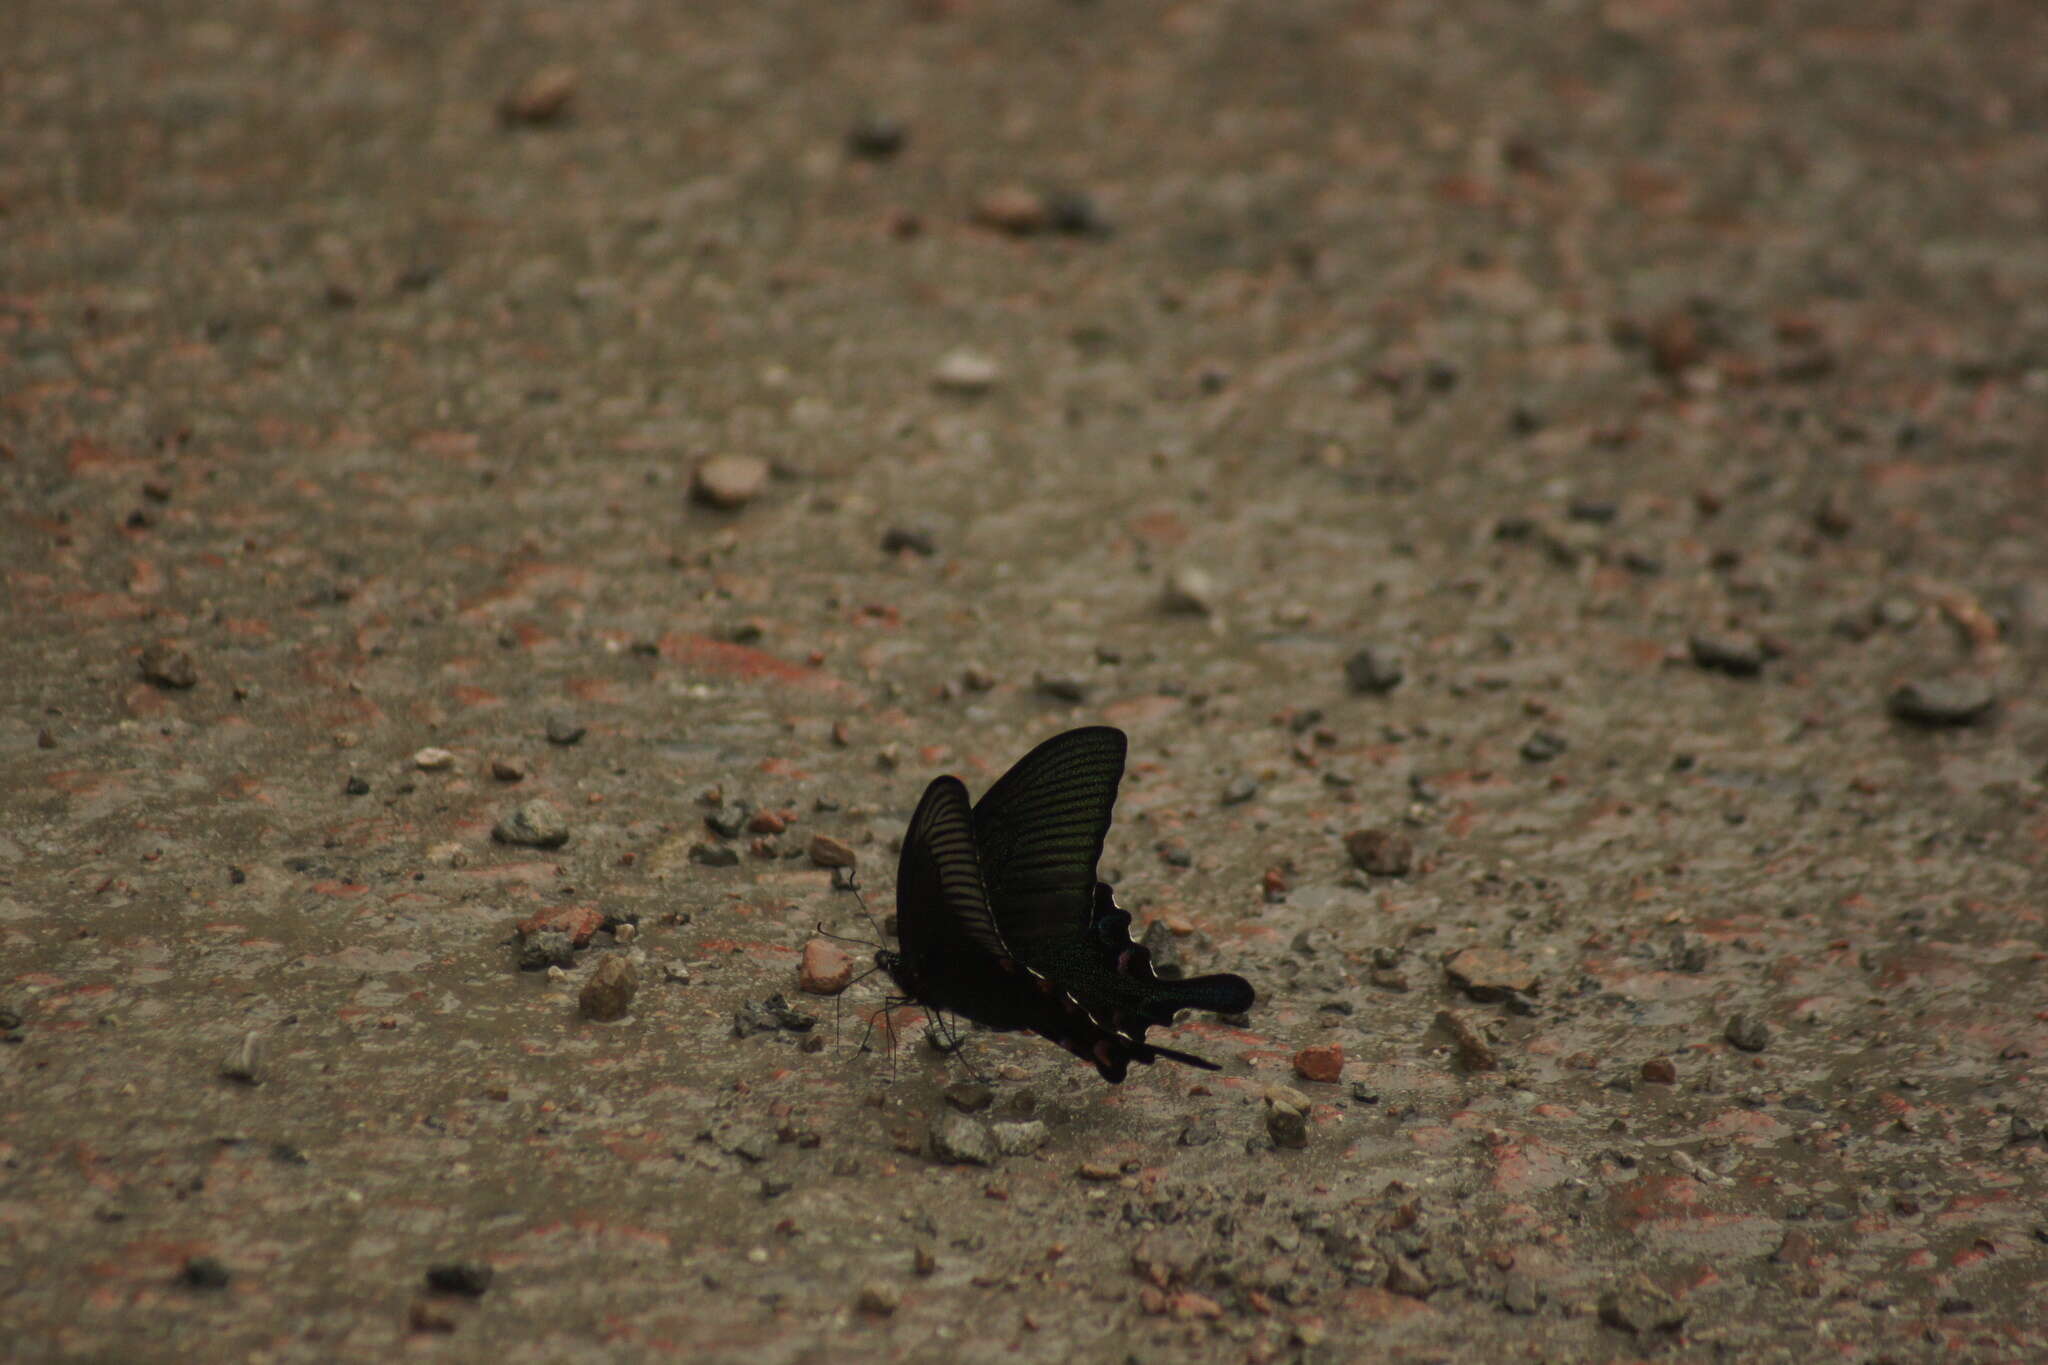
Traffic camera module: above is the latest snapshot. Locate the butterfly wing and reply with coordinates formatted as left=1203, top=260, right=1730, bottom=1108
left=888, top=775, right=1043, bottom=1032
left=971, top=725, right=1128, bottom=957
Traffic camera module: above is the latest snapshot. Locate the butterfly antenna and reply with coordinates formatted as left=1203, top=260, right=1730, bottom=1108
left=847, top=878, right=888, bottom=943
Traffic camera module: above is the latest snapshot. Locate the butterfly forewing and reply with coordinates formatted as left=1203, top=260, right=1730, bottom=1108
left=971, top=726, right=1127, bottom=950
left=897, top=775, right=1008, bottom=964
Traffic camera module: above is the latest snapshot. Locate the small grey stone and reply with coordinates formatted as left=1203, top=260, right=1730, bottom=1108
left=139, top=643, right=199, bottom=690
left=1177, top=1119, right=1218, bottom=1147
left=846, top=115, right=906, bottom=160
left=990, top=1119, right=1050, bottom=1156
left=881, top=526, right=936, bottom=557
left=544, top=712, right=586, bottom=745
left=1689, top=631, right=1766, bottom=677
left=1725, top=1012, right=1771, bottom=1052
left=689, top=842, right=740, bottom=868
left=1598, top=1275, right=1685, bottom=1335
left=1344, top=828, right=1413, bottom=877
left=930, top=1114, right=997, bottom=1166
left=703, top=803, right=749, bottom=839
left=856, top=1280, right=901, bottom=1314
left=1034, top=671, right=1089, bottom=703
left=1220, top=775, right=1259, bottom=806
left=493, top=800, right=569, bottom=850
left=1140, top=918, right=1184, bottom=979
left=1160, top=565, right=1218, bottom=616
left=932, top=349, right=1001, bottom=394
left=943, top=1082, right=994, bottom=1113
left=1888, top=677, right=1996, bottom=727
left=219, top=1031, right=264, bottom=1085
left=691, top=453, right=771, bottom=509
left=1344, top=646, right=1404, bottom=694
left=518, top=931, right=574, bottom=971
left=1520, top=730, right=1568, bottom=762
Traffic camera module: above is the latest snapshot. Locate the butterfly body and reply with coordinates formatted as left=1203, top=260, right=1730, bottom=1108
left=884, top=727, right=1255, bottom=1083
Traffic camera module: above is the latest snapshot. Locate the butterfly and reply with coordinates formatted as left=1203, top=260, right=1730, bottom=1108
left=876, top=726, right=1255, bottom=1082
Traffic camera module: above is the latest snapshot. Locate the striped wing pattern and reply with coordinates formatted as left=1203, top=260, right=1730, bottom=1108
left=897, top=775, right=1008, bottom=964
left=971, top=726, right=1127, bottom=951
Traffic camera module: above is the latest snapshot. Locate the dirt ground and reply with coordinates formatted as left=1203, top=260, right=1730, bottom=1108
left=4, top=1, right=2046, bottom=1360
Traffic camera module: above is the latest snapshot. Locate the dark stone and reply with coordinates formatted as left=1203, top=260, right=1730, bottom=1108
left=544, top=712, right=586, bottom=745
left=517, top=931, right=575, bottom=971
left=1725, top=1013, right=1771, bottom=1052
left=425, top=1262, right=494, bottom=1297
left=1888, top=677, right=1996, bottom=727
left=1344, top=645, right=1405, bottom=695
left=689, top=842, right=740, bottom=868
left=1689, top=631, right=1767, bottom=677
left=846, top=116, right=906, bottom=159
left=1520, top=730, right=1568, bottom=762
left=881, top=526, right=936, bottom=556
left=179, top=1256, right=231, bottom=1290
left=1344, top=828, right=1413, bottom=877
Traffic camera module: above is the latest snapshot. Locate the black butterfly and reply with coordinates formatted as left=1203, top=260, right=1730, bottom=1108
left=877, top=726, right=1255, bottom=1082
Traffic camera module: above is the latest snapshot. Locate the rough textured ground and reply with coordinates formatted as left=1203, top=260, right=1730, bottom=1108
left=4, top=1, right=2046, bottom=1360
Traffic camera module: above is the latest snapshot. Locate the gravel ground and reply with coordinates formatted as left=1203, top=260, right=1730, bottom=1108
left=4, top=1, right=2046, bottom=1360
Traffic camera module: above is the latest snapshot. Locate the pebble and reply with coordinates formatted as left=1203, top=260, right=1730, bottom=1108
left=1293, top=1044, right=1344, bottom=1083
left=1160, top=566, right=1218, bottom=616
left=807, top=834, right=857, bottom=869
left=578, top=956, right=637, bottom=1021
left=518, top=931, right=575, bottom=971
left=855, top=1281, right=901, bottom=1315
left=731, top=994, right=815, bottom=1037
left=932, top=349, right=1001, bottom=394
left=219, top=1031, right=264, bottom=1085
left=515, top=904, right=604, bottom=947
left=691, top=454, right=771, bottom=509
left=1263, top=1085, right=1311, bottom=1150
left=1501, top=1270, right=1544, bottom=1315
left=960, top=663, right=996, bottom=692
left=1888, top=677, right=1996, bottom=727
left=1178, top=1120, right=1218, bottom=1147
left=704, top=803, right=749, bottom=839
left=544, top=712, right=586, bottom=745
left=1438, top=1009, right=1497, bottom=1072
left=1344, top=645, right=1404, bottom=694
left=943, top=1081, right=994, bottom=1113
left=1598, top=1274, right=1685, bottom=1335
left=493, top=800, right=569, bottom=850
left=1444, top=948, right=1539, bottom=1001
left=178, top=1256, right=231, bottom=1290
left=845, top=115, right=906, bottom=160
left=689, top=842, right=740, bottom=868
left=798, top=938, right=853, bottom=995
left=1140, top=919, right=1184, bottom=979
left=1725, top=1012, right=1771, bottom=1053
left=881, top=526, right=936, bottom=557
left=491, top=758, right=526, bottom=782
left=971, top=185, right=1051, bottom=234
left=498, top=65, right=577, bottom=125
left=990, top=1120, right=1051, bottom=1156
left=1220, top=776, right=1259, bottom=806
left=1077, top=1161, right=1121, bottom=1181
left=425, top=1263, right=494, bottom=1298
left=912, top=1246, right=937, bottom=1276
left=1689, top=631, right=1767, bottom=677
left=1344, top=828, right=1413, bottom=877
left=1033, top=671, right=1089, bottom=702
left=139, top=643, right=198, bottom=689
left=930, top=1114, right=997, bottom=1166
left=1520, top=730, right=1568, bottom=763
left=1640, top=1057, right=1677, bottom=1084
left=412, top=747, right=456, bottom=770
